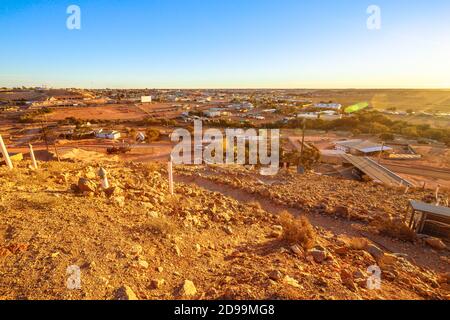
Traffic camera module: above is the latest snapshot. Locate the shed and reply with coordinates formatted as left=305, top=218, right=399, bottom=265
left=407, top=200, right=450, bottom=239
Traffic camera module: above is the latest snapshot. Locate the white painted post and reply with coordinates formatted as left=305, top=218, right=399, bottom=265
left=0, top=134, right=13, bottom=169
left=29, top=144, right=38, bottom=169
left=168, top=156, right=174, bottom=195
left=435, top=184, right=440, bottom=205
left=98, top=167, right=110, bottom=189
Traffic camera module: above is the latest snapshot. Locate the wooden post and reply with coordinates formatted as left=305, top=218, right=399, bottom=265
left=53, top=144, right=61, bottom=162
left=29, top=144, right=38, bottom=169
left=435, top=184, right=440, bottom=204
left=422, top=182, right=426, bottom=190
left=404, top=185, right=409, bottom=194
left=168, top=156, right=174, bottom=195
left=378, top=142, right=384, bottom=164
left=98, top=167, right=109, bottom=189
left=300, top=119, right=306, bottom=160
left=0, top=134, right=13, bottom=169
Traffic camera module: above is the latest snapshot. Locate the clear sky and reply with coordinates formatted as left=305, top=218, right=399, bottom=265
left=0, top=0, right=449, bottom=89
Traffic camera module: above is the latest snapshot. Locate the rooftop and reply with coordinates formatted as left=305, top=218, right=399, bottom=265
left=335, top=139, right=393, bottom=153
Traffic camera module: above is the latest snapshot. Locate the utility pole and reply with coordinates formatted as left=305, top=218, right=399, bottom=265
left=40, top=121, right=50, bottom=153
left=300, top=118, right=306, bottom=162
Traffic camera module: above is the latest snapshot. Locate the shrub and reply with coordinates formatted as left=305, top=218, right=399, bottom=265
left=279, top=211, right=316, bottom=249
left=145, top=128, right=161, bottom=142
left=370, top=218, right=417, bottom=242
left=379, top=133, right=394, bottom=141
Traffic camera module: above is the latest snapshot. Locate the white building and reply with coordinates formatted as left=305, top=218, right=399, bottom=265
left=204, top=110, right=222, bottom=118
left=96, top=129, right=121, bottom=140
left=314, top=103, right=342, bottom=110
left=297, top=112, right=320, bottom=119
left=141, top=96, right=152, bottom=103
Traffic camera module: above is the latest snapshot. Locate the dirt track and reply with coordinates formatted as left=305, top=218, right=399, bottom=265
left=383, top=163, right=450, bottom=181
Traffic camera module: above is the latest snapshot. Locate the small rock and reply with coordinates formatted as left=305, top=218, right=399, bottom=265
left=223, top=226, right=233, bottom=235
left=283, top=275, right=302, bottom=288
left=341, top=270, right=357, bottom=291
left=115, top=285, right=138, bottom=300
left=365, top=244, right=385, bottom=263
left=150, top=279, right=165, bottom=290
left=77, top=178, right=96, bottom=193
left=310, top=248, right=327, bottom=263
left=333, top=206, right=349, bottom=218
left=424, top=237, right=447, bottom=251
left=179, top=280, right=197, bottom=296
left=268, top=270, right=283, bottom=281
left=173, top=245, right=181, bottom=256
left=111, top=196, right=125, bottom=207
left=334, top=246, right=349, bottom=255
left=157, top=266, right=164, bottom=273
left=290, top=244, right=303, bottom=257
left=147, top=211, right=159, bottom=218
left=104, top=186, right=121, bottom=197
left=273, top=225, right=283, bottom=232
left=138, top=260, right=149, bottom=269
left=131, top=244, right=143, bottom=256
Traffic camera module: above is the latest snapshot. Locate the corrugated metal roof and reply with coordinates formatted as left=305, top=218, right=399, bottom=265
left=336, top=140, right=392, bottom=153
left=409, top=200, right=450, bottom=218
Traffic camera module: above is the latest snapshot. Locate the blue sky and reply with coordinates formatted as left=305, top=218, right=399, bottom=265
left=0, top=0, right=449, bottom=88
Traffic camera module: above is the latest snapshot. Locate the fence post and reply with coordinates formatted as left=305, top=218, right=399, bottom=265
left=435, top=184, right=440, bottom=205
left=98, top=167, right=110, bottom=189
left=168, top=156, right=174, bottom=195
left=29, top=144, right=38, bottom=169
left=0, top=134, right=13, bottom=169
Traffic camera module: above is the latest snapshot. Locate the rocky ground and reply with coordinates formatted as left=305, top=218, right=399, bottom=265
left=176, top=165, right=450, bottom=241
left=0, top=161, right=449, bottom=300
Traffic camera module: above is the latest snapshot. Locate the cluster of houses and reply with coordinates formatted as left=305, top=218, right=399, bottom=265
left=203, top=102, right=256, bottom=118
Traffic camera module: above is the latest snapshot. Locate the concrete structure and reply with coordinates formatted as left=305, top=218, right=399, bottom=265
left=342, top=154, right=413, bottom=187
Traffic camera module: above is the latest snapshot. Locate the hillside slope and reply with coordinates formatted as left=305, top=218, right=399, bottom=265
left=0, top=161, right=448, bottom=300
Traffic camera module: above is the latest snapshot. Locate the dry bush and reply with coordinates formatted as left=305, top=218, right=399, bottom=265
left=371, top=218, right=417, bottom=242
left=279, top=210, right=316, bottom=249
left=143, top=217, right=177, bottom=236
